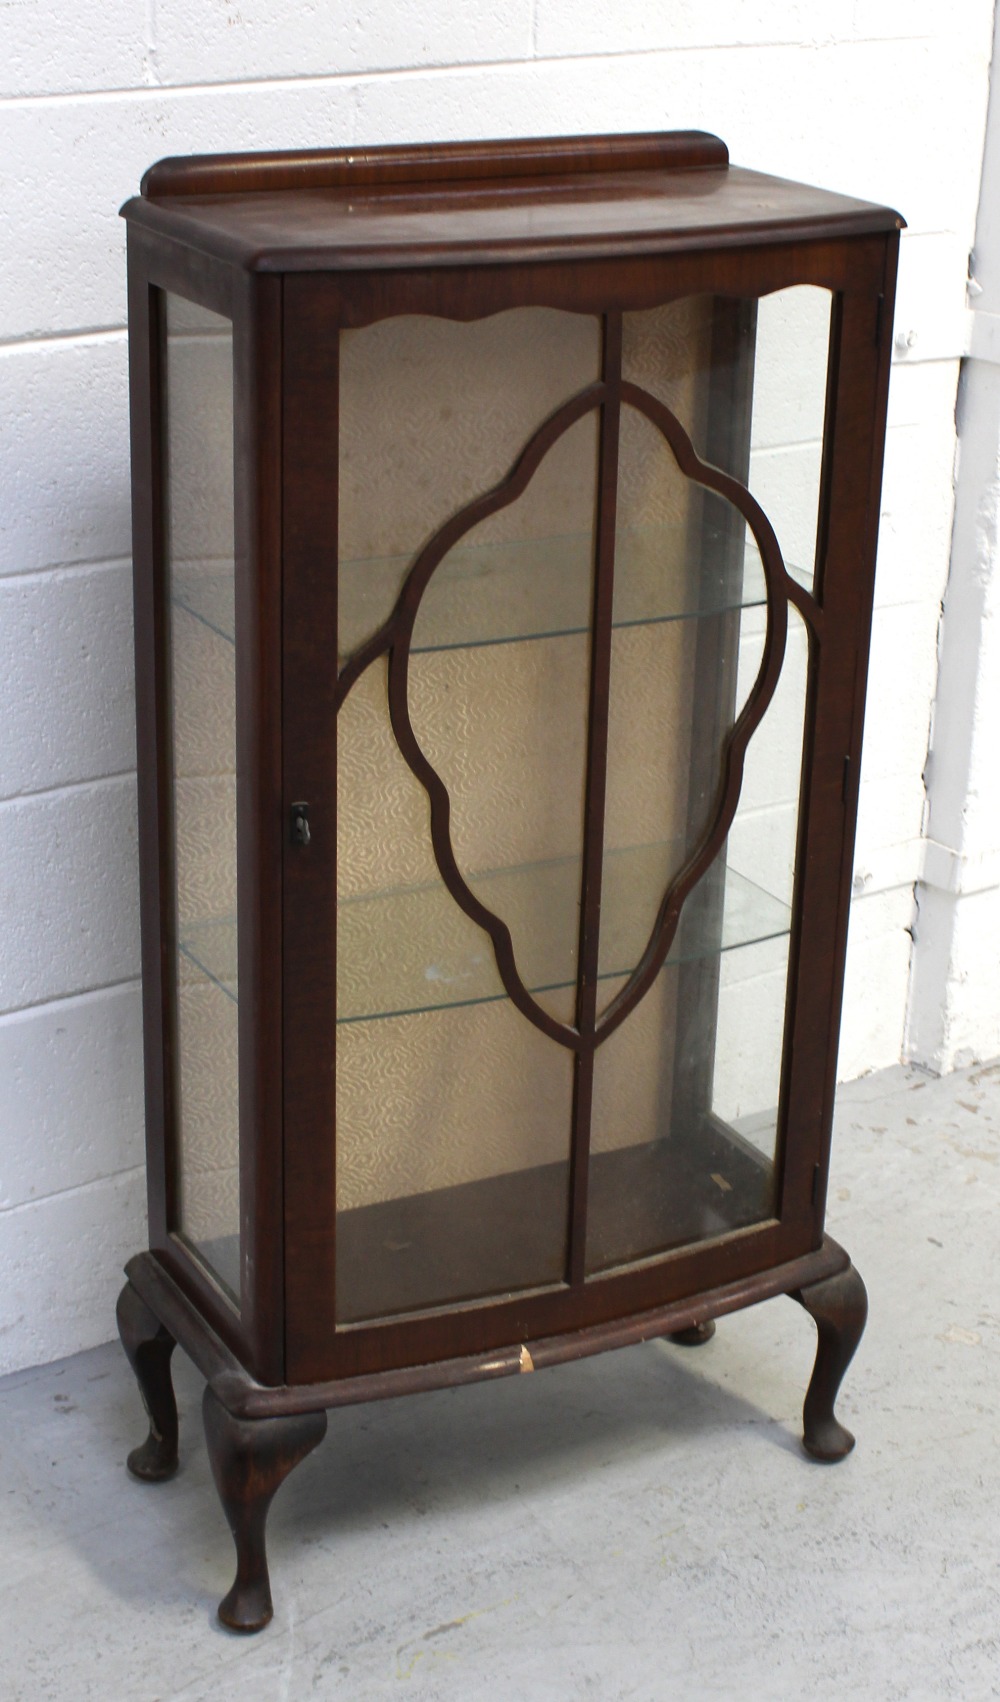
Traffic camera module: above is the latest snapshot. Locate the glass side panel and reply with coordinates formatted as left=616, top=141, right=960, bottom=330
left=749, top=287, right=831, bottom=595
left=621, top=287, right=832, bottom=594
left=712, top=603, right=810, bottom=1156
left=163, top=292, right=240, bottom=1302
left=586, top=602, right=809, bottom=1274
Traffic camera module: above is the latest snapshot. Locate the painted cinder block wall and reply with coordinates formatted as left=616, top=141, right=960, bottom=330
left=0, top=1, right=995, bottom=1374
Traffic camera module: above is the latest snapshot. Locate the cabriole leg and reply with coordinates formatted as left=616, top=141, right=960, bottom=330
left=116, top=1279, right=179, bottom=1482
left=793, top=1261, right=868, bottom=1462
left=668, top=1320, right=717, bottom=1347
left=203, top=1387, right=327, bottom=1633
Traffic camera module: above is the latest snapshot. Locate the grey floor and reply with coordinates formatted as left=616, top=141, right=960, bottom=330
left=2, top=1061, right=999, bottom=1701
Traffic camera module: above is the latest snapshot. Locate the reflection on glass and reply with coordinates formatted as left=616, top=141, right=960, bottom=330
left=163, top=292, right=240, bottom=1302
left=622, top=287, right=832, bottom=593
left=750, top=288, right=831, bottom=592
left=711, top=604, right=810, bottom=1155
left=600, top=405, right=767, bottom=1001
left=335, top=838, right=788, bottom=1026
left=586, top=604, right=809, bottom=1275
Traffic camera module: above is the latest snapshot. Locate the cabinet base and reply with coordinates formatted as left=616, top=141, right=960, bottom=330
left=118, top=1234, right=865, bottom=1630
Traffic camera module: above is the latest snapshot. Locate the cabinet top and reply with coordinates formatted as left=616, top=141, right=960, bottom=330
left=122, top=131, right=903, bottom=273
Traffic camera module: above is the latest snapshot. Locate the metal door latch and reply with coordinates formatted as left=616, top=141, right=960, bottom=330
left=290, top=802, right=311, bottom=846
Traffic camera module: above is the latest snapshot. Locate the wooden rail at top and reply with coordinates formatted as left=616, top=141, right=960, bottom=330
left=140, top=131, right=730, bottom=199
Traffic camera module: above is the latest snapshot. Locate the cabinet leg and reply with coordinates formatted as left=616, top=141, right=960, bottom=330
left=116, top=1280, right=179, bottom=1482
left=667, top=1320, right=717, bottom=1346
left=793, top=1262, right=868, bottom=1462
left=203, top=1387, right=327, bottom=1633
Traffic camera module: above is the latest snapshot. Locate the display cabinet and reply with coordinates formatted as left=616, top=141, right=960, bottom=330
left=117, top=131, right=902, bottom=1631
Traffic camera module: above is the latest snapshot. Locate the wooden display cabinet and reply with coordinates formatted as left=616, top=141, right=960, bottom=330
left=117, top=131, right=902, bottom=1631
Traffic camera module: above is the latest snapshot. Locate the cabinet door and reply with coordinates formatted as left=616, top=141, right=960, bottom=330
left=134, top=262, right=282, bottom=1378
left=281, top=271, right=861, bottom=1380
left=334, top=307, right=604, bottom=1323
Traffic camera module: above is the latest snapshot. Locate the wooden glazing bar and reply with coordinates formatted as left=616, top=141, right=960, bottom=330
left=567, top=310, right=623, bottom=1287
left=233, top=270, right=285, bottom=1383
left=281, top=280, right=343, bottom=1382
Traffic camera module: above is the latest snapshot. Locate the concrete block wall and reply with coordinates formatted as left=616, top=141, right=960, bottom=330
left=903, top=0, right=1000, bottom=1076
left=0, top=0, right=994, bottom=1372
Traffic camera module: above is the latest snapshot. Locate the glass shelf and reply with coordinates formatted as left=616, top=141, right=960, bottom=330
left=177, top=842, right=789, bottom=1021
left=171, top=527, right=804, bottom=661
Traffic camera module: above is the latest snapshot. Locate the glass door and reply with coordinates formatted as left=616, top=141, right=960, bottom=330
left=329, top=285, right=832, bottom=1328
left=334, top=308, right=601, bottom=1322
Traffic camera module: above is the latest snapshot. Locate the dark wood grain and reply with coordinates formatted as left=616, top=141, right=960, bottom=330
left=124, top=132, right=902, bottom=286
left=777, top=240, right=901, bottom=1238
left=275, top=237, right=891, bottom=331
left=793, top=1261, right=868, bottom=1460
left=203, top=1387, right=327, bottom=1631
left=126, top=1236, right=850, bottom=1420
left=127, top=249, right=173, bottom=1258
left=117, top=1279, right=179, bottom=1481
left=140, top=132, right=730, bottom=199
left=232, top=269, right=286, bottom=1384
left=280, top=279, right=341, bottom=1382
left=567, top=311, right=623, bottom=1286
left=123, top=162, right=902, bottom=277
left=274, top=1215, right=807, bottom=1384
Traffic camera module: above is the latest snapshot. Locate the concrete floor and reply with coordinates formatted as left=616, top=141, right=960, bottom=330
left=1, top=1060, right=999, bottom=1701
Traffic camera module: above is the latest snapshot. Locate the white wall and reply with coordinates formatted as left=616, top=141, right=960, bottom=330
left=904, top=0, right=1000, bottom=1075
left=0, top=0, right=994, bottom=1373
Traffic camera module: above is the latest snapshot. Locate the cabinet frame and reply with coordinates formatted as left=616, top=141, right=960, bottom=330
left=119, top=132, right=901, bottom=1629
